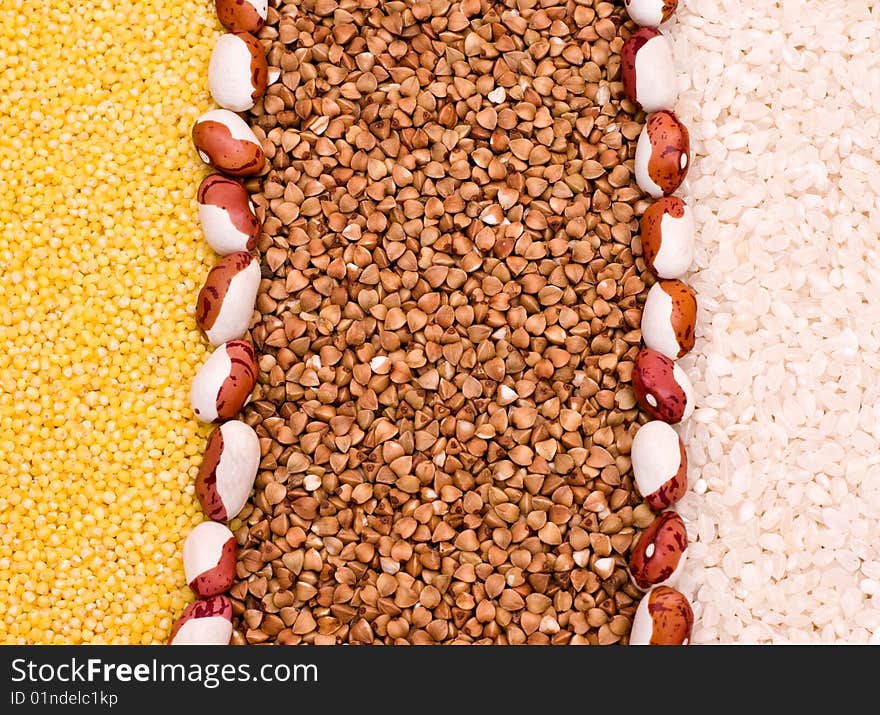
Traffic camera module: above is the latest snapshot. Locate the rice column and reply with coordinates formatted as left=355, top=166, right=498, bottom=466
left=668, top=0, right=880, bottom=643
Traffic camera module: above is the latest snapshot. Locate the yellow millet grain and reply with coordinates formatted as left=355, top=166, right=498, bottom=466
left=0, top=1, right=219, bottom=643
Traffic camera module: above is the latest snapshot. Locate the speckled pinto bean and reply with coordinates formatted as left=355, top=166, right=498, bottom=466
left=640, top=196, right=695, bottom=279
left=215, top=0, right=267, bottom=34
left=629, top=511, right=688, bottom=589
left=169, top=595, right=233, bottom=645
left=632, top=348, right=694, bottom=423
left=197, top=174, right=261, bottom=255
left=630, top=586, right=693, bottom=645
left=641, top=279, right=697, bottom=359
left=192, top=109, right=265, bottom=177
left=635, top=111, right=690, bottom=197
left=183, top=521, right=237, bottom=598
left=631, top=420, right=688, bottom=510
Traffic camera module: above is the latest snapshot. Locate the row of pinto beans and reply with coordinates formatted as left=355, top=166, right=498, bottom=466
left=622, top=0, right=697, bottom=646
left=169, top=0, right=272, bottom=645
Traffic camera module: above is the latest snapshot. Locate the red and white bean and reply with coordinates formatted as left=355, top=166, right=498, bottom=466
left=196, top=420, right=261, bottom=522
left=635, top=110, right=690, bottom=197
left=191, top=340, right=257, bottom=423
left=641, top=279, right=697, bottom=359
left=629, top=510, right=688, bottom=590
left=192, top=109, right=265, bottom=177
left=197, top=174, right=261, bottom=255
left=208, top=32, right=268, bottom=113
left=640, top=196, right=694, bottom=279
left=632, top=348, right=694, bottom=423
left=183, top=521, right=237, bottom=598
left=169, top=595, right=233, bottom=645
left=622, top=28, right=677, bottom=113
left=196, top=252, right=260, bottom=346
left=631, top=421, right=688, bottom=510
left=630, top=586, right=693, bottom=646
left=215, top=0, right=267, bottom=34
left=624, top=0, right=678, bottom=28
